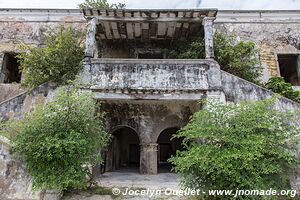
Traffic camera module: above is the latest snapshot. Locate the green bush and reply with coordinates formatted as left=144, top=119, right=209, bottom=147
left=167, top=33, right=262, bottom=84
left=265, top=77, right=300, bottom=104
left=78, top=0, right=126, bottom=9
left=3, top=85, right=110, bottom=190
left=18, top=27, right=84, bottom=89
left=169, top=98, right=299, bottom=199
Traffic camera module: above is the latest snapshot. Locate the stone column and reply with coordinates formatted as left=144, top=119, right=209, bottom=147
left=79, top=18, right=96, bottom=87
left=85, top=17, right=97, bottom=58
left=202, top=17, right=215, bottom=59
left=140, top=143, right=158, bottom=174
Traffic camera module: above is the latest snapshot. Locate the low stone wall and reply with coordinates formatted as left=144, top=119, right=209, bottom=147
left=0, top=81, right=60, bottom=200
left=221, top=70, right=300, bottom=112
left=0, top=82, right=58, bottom=120
left=0, top=84, right=25, bottom=104
left=0, top=136, right=63, bottom=200
left=215, top=10, right=300, bottom=82
left=0, top=136, right=39, bottom=200
left=0, top=9, right=85, bottom=53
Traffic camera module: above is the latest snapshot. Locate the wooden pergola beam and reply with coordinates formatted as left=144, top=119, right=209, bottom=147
left=90, top=16, right=204, bottom=23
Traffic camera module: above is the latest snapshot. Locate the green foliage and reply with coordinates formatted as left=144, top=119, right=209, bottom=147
left=78, top=0, right=126, bottom=9
left=169, top=98, right=299, bottom=199
left=265, top=77, right=300, bottom=104
left=18, top=27, right=84, bottom=89
left=5, top=85, right=110, bottom=190
left=167, top=33, right=262, bottom=84
left=0, top=121, right=10, bottom=139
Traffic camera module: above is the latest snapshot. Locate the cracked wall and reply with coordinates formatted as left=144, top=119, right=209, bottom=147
left=215, top=11, right=300, bottom=82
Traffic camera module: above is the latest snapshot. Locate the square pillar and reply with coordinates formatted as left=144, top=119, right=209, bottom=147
left=85, top=17, right=97, bottom=58
left=202, top=17, right=215, bottom=59
left=140, top=143, right=158, bottom=174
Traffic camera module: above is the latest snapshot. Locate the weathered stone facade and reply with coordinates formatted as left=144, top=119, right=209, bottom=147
left=0, top=82, right=57, bottom=120
left=0, top=136, right=63, bottom=200
left=0, top=9, right=85, bottom=103
left=0, top=82, right=58, bottom=200
left=0, top=9, right=85, bottom=52
left=0, top=9, right=300, bottom=87
left=0, top=83, right=24, bottom=103
left=1, top=8, right=300, bottom=200
left=215, top=10, right=300, bottom=81
left=0, top=136, right=39, bottom=200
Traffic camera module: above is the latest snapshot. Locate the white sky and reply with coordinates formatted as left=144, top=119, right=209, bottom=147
left=0, top=0, right=300, bottom=9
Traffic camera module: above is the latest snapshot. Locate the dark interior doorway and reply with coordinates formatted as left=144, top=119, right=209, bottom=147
left=0, top=52, right=21, bottom=83
left=277, top=54, right=300, bottom=86
left=157, top=127, right=184, bottom=173
left=105, top=127, right=140, bottom=172
left=138, top=52, right=163, bottom=59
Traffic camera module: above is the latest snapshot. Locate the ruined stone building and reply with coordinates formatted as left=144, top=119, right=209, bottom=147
left=1, top=8, right=300, bottom=199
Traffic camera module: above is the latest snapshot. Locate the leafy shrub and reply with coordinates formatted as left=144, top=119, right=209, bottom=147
left=3, top=85, right=110, bottom=190
left=78, top=0, right=126, bottom=9
left=167, top=33, right=262, bottom=84
left=265, top=77, right=300, bottom=104
left=169, top=98, right=299, bottom=199
left=18, top=27, right=84, bottom=89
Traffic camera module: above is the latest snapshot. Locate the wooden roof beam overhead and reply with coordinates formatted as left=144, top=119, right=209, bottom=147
left=83, top=9, right=218, bottom=15
left=91, top=16, right=208, bottom=23
left=83, top=9, right=218, bottom=41
left=83, top=9, right=218, bottom=23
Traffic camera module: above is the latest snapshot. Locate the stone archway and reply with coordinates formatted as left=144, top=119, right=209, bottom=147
left=105, top=126, right=140, bottom=172
left=157, top=127, right=184, bottom=173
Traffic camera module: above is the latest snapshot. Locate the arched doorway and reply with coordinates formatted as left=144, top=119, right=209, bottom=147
left=105, top=127, right=140, bottom=172
left=157, top=127, right=184, bottom=173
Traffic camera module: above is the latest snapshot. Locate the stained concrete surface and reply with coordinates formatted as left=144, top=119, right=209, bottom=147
left=98, top=171, right=180, bottom=190
left=63, top=171, right=185, bottom=200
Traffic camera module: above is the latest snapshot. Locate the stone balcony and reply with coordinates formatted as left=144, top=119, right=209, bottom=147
left=81, top=58, right=222, bottom=100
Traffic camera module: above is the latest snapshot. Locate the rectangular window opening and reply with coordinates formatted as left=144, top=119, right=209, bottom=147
left=277, top=54, right=300, bottom=86
left=0, top=52, right=21, bottom=83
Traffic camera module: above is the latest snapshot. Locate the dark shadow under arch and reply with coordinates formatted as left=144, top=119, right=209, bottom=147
left=105, top=126, right=140, bottom=172
left=157, top=127, right=184, bottom=173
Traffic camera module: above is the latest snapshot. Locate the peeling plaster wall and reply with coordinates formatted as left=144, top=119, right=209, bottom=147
left=0, top=84, right=25, bottom=103
left=0, top=82, right=58, bottom=200
left=88, top=59, right=222, bottom=91
left=0, top=136, right=62, bottom=200
left=100, top=100, right=200, bottom=174
left=0, top=10, right=299, bottom=81
left=1, top=9, right=300, bottom=84
left=221, top=70, right=300, bottom=111
left=0, top=137, right=41, bottom=200
left=215, top=11, right=300, bottom=82
left=0, top=82, right=58, bottom=120
left=0, top=9, right=85, bottom=53
left=0, top=9, right=86, bottom=107
left=1, top=8, right=300, bottom=196
left=101, top=100, right=200, bottom=144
